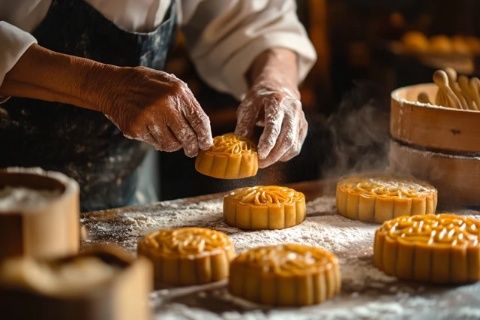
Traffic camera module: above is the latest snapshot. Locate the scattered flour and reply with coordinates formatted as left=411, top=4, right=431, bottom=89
left=82, top=195, right=480, bottom=319
left=0, top=187, right=61, bottom=211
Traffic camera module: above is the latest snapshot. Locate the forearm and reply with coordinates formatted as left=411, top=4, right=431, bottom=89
left=0, top=44, right=114, bottom=112
left=247, top=48, right=299, bottom=89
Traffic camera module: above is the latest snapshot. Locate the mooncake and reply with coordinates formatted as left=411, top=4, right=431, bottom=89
left=228, top=244, right=341, bottom=306
left=223, top=186, right=306, bottom=230
left=374, top=213, right=480, bottom=284
left=336, top=174, right=437, bottom=223
left=195, top=133, right=258, bottom=179
left=138, top=227, right=235, bottom=287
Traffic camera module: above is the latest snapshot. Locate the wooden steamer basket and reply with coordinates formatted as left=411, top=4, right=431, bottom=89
left=0, top=245, right=153, bottom=320
left=389, top=83, right=480, bottom=206
left=0, top=167, right=80, bottom=259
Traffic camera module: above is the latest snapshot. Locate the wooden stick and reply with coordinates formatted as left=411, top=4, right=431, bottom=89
left=433, top=70, right=462, bottom=109
left=444, top=68, right=468, bottom=109
left=435, top=89, right=447, bottom=107
left=451, top=81, right=468, bottom=110
left=458, top=75, right=478, bottom=110
left=470, top=77, right=480, bottom=111
left=445, top=67, right=457, bottom=84
left=450, top=76, right=471, bottom=110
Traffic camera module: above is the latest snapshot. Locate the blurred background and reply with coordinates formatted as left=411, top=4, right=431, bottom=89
left=158, top=0, right=480, bottom=200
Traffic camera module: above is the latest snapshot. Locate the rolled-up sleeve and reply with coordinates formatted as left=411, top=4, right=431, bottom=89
left=182, top=0, right=317, bottom=99
left=0, top=21, right=37, bottom=87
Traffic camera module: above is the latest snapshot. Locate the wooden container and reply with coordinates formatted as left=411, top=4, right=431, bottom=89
left=391, top=83, right=480, bottom=154
left=390, top=84, right=480, bottom=207
left=0, top=167, right=80, bottom=259
left=0, top=245, right=153, bottom=320
left=389, top=140, right=480, bottom=207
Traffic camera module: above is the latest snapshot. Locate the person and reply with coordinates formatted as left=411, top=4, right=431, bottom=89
left=0, top=0, right=316, bottom=211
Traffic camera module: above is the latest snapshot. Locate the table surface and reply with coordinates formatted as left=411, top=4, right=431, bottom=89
left=81, top=179, right=480, bottom=320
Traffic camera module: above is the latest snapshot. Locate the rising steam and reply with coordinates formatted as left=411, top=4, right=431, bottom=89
left=321, top=81, right=391, bottom=178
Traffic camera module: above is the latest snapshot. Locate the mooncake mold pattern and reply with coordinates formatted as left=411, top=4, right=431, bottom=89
left=138, top=227, right=235, bottom=286
left=336, top=174, right=437, bottom=223
left=374, top=213, right=480, bottom=284
left=195, top=133, right=258, bottom=179
left=228, top=244, right=341, bottom=306
left=223, top=186, right=306, bottom=230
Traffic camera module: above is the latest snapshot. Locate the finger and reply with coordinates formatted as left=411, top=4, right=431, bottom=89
left=258, top=113, right=299, bottom=168
left=141, top=131, right=159, bottom=147
left=234, top=100, right=261, bottom=139
left=182, top=99, right=213, bottom=150
left=257, top=108, right=284, bottom=160
left=148, top=124, right=182, bottom=152
left=168, top=115, right=200, bottom=158
left=279, top=115, right=308, bottom=162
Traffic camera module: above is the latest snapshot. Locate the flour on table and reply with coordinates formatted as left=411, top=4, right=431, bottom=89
left=82, top=195, right=480, bottom=319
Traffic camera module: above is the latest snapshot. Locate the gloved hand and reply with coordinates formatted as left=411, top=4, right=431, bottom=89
left=0, top=44, right=213, bottom=157
left=235, top=77, right=308, bottom=168
left=100, top=66, right=213, bottom=157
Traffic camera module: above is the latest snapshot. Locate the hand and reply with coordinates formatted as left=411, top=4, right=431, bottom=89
left=0, top=45, right=212, bottom=157
left=235, top=79, right=308, bottom=168
left=98, top=66, right=213, bottom=157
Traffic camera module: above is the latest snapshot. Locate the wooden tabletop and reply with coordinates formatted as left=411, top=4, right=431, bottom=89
left=81, top=178, right=480, bottom=319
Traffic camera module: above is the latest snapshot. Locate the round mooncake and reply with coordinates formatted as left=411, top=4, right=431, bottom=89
left=137, top=227, right=235, bottom=287
left=195, top=133, right=258, bottom=179
left=223, top=186, right=306, bottom=230
left=228, top=244, right=341, bottom=306
left=336, top=174, right=437, bottom=223
left=374, top=213, right=480, bottom=284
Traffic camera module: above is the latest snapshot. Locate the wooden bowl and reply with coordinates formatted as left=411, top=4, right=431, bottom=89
left=391, top=83, right=480, bottom=154
left=389, top=140, right=480, bottom=207
left=0, top=167, right=80, bottom=259
left=0, top=245, right=152, bottom=320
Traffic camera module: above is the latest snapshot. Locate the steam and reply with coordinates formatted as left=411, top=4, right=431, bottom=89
left=321, top=81, right=390, bottom=179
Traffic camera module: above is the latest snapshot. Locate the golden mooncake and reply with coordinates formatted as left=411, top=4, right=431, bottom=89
left=137, top=227, right=235, bottom=287
left=195, top=133, right=258, bottom=179
left=223, top=186, right=306, bottom=230
left=228, top=244, right=341, bottom=306
left=374, top=214, right=480, bottom=284
left=336, top=174, right=437, bottom=223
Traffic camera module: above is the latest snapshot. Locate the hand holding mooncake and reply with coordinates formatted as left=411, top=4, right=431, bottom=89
left=195, top=133, right=258, bottom=179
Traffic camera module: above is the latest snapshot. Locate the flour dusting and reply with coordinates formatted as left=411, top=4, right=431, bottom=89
left=82, top=195, right=480, bottom=319
left=0, top=187, right=61, bottom=211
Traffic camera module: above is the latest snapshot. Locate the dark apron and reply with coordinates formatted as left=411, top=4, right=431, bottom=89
left=0, top=0, right=176, bottom=211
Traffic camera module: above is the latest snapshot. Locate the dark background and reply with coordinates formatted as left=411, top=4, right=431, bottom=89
left=158, top=0, right=480, bottom=200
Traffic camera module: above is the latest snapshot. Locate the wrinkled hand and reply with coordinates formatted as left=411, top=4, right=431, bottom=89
left=235, top=80, right=308, bottom=168
left=100, top=66, right=213, bottom=157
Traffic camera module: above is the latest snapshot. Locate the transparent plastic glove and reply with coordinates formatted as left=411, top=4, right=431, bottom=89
left=102, top=66, right=213, bottom=157
left=235, top=80, right=308, bottom=168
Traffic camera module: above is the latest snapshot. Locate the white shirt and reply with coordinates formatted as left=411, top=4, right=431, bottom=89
left=0, top=0, right=316, bottom=99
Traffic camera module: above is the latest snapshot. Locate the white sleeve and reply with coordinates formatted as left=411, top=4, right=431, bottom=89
left=0, top=21, right=37, bottom=87
left=181, top=0, right=317, bottom=100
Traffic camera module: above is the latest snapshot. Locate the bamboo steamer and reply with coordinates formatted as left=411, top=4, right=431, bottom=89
left=389, top=84, right=480, bottom=207
left=391, top=83, right=480, bottom=153
left=0, top=167, right=80, bottom=259
left=0, top=245, right=153, bottom=320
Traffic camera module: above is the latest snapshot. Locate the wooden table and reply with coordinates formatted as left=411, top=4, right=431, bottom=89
left=81, top=179, right=480, bottom=319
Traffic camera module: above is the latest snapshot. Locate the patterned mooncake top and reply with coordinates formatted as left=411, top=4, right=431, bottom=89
left=225, top=186, right=304, bottom=206
left=139, top=227, right=233, bottom=257
left=377, top=214, right=480, bottom=247
left=232, top=244, right=338, bottom=276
